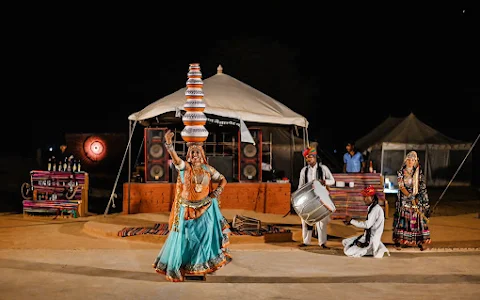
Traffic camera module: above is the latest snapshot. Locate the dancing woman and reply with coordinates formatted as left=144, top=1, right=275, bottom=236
left=152, top=130, right=232, bottom=281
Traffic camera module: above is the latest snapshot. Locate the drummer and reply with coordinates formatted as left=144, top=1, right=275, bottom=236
left=298, top=146, right=335, bottom=249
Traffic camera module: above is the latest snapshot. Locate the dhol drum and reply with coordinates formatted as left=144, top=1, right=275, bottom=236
left=291, top=180, right=336, bottom=226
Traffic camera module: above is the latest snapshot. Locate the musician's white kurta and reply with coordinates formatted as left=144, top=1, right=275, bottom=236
left=342, top=204, right=390, bottom=258
left=298, top=163, right=335, bottom=246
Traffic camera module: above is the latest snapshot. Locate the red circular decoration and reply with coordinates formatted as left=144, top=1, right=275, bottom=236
left=83, top=136, right=107, bottom=162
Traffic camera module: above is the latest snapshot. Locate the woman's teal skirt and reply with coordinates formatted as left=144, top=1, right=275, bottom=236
left=153, top=198, right=232, bottom=282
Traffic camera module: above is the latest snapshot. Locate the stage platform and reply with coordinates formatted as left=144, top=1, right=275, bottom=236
left=123, top=182, right=291, bottom=215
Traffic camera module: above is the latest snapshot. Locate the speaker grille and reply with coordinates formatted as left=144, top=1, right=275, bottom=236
left=144, top=127, right=169, bottom=182
left=149, top=144, right=164, bottom=159
left=149, top=165, right=165, bottom=180
left=238, top=128, right=262, bottom=182
left=243, top=144, right=257, bottom=158
left=242, top=163, right=257, bottom=179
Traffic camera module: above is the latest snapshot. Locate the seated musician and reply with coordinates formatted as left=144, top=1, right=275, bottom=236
left=343, top=185, right=390, bottom=258
left=298, top=146, right=335, bottom=249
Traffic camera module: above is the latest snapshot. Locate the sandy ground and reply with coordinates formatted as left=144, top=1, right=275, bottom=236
left=1, top=247, right=479, bottom=299
left=1, top=207, right=480, bottom=251
left=1, top=207, right=480, bottom=299
left=84, top=208, right=480, bottom=249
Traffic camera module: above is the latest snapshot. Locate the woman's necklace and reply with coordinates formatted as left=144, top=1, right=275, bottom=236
left=192, top=167, right=204, bottom=193
left=405, top=167, right=414, bottom=175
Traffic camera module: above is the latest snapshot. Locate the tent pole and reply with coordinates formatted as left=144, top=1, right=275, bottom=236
left=134, top=136, right=145, bottom=169
left=302, top=127, right=306, bottom=149
left=270, top=132, right=273, bottom=168
left=290, top=127, right=294, bottom=181
left=380, top=143, right=385, bottom=176
left=104, top=120, right=138, bottom=217
left=432, top=133, right=480, bottom=213
left=302, top=128, right=306, bottom=167
left=305, top=127, right=310, bottom=147
left=127, top=120, right=133, bottom=214
left=424, top=145, right=429, bottom=185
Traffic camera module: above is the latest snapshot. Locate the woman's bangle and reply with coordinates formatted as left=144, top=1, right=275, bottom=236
left=165, top=142, right=174, bottom=151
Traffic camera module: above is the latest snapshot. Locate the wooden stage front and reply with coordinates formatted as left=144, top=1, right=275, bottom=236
left=123, top=182, right=291, bottom=215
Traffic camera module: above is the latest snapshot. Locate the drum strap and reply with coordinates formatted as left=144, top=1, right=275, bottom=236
left=305, top=163, right=324, bottom=231
left=304, top=163, right=324, bottom=183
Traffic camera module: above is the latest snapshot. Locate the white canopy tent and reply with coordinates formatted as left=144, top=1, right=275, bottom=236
left=128, top=65, right=309, bottom=128
left=104, top=65, right=310, bottom=215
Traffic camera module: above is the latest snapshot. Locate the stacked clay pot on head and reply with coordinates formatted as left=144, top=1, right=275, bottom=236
left=181, top=63, right=209, bottom=143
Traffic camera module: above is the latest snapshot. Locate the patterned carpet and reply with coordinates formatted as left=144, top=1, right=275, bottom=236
left=117, top=223, right=290, bottom=237
left=118, top=223, right=169, bottom=237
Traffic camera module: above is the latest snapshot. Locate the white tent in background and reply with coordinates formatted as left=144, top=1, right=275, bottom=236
left=105, top=65, right=310, bottom=215
left=356, top=113, right=473, bottom=189
left=128, top=65, right=309, bottom=133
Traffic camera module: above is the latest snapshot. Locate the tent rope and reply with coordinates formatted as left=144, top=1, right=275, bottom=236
left=104, top=120, right=138, bottom=217
left=431, top=133, right=480, bottom=213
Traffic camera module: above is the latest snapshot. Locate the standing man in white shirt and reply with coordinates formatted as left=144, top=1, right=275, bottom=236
left=298, top=146, right=335, bottom=249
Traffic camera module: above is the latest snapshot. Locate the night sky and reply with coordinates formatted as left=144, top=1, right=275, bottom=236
left=3, top=5, right=478, bottom=158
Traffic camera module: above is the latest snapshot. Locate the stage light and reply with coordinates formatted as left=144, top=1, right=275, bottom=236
left=49, top=147, right=53, bottom=151
left=90, top=141, right=104, bottom=155
left=83, top=136, right=107, bottom=162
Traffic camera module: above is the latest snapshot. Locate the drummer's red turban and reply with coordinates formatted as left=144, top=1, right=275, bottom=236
left=302, top=147, right=317, bottom=157
left=361, top=185, right=376, bottom=197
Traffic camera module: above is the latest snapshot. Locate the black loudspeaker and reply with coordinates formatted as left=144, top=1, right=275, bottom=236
left=238, top=128, right=262, bottom=182
left=144, top=127, right=170, bottom=182
left=208, top=156, right=234, bottom=183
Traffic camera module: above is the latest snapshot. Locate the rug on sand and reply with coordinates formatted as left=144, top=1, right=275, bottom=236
left=118, top=223, right=290, bottom=237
